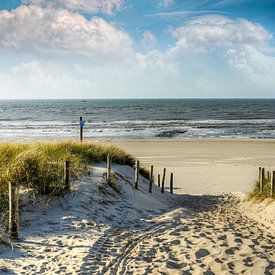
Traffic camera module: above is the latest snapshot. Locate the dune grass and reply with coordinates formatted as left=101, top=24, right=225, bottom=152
left=0, top=141, right=148, bottom=213
left=249, top=177, right=274, bottom=201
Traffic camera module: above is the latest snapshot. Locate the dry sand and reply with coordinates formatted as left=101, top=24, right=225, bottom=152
left=0, top=139, right=275, bottom=274
left=111, top=139, right=275, bottom=195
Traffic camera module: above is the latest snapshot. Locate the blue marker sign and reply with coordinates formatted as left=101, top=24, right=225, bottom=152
left=80, top=121, right=86, bottom=127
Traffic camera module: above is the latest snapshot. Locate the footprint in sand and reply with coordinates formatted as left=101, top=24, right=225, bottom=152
left=195, top=248, right=210, bottom=259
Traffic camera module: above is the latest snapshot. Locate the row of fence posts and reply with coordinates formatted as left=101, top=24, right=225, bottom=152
left=133, top=160, right=173, bottom=194
left=8, top=160, right=72, bottom=239
left=79, top=117, right=173, bottom=194
left=9, top=155, right=172, bottom=239
left=258, top=167, right=275, bottom=197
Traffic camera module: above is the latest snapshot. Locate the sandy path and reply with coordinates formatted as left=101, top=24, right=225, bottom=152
left=79, top=195, right=275, bottom=275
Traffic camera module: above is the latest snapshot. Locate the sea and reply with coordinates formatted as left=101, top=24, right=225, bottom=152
left=0, top=99, right=275, bottom=140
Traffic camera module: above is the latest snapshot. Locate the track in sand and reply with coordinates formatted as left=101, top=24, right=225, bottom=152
left=81, top=195, right=275, bottom=274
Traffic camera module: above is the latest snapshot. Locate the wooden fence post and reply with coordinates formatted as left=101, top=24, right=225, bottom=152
left=261, top=167, right=265, bottom=193
left=267, top=171, right=270, bottom=181
left=135, top=160, right=139, bottom=189
left=9, top=182, right=19, bottom=239
left=158, top=174, right=160, bottom=187
left=161, top=168, right=166, bottom=193
left=271, top=171, right=275, bottom=198
left=80, top=116, right=83, bottom=143
left=259, top=167, right=262, bottom=193
left=107, top=154, right=111, bottom=182
left=149, top=165, right=153, bottom=193
left=170, top=173, right=173, bottom=194
left=64, top=160, right=71, bottom=191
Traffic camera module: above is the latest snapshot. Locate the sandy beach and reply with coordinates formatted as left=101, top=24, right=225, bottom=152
left=0, top=139, right=274, bottom=274
left=111, top=139, right=275, bottom=195
left=1, top=0, right=275, bottom=272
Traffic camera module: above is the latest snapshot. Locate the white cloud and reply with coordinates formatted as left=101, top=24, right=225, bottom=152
left=0, top=6, right=132, bottom=60
left=141, top=31, right=157, bottom=50
left=169, top=15, right=275, bottom=89
left=0, top=13, right=275, bottom=98
left=172, top=15, right=271, bottom=51
left=158, top=0, right=174, bottom=8
left=0, top=61, right=94, bottom=98
left=22, top=0, right=124, bottom=15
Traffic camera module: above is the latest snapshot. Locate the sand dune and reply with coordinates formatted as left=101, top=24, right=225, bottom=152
left=0, top=163, right=274, bottom=274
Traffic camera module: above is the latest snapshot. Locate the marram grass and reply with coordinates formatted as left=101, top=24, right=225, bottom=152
left=0, top=141, right=148, bottom=212
left=249, top=178, right=274, bottom=201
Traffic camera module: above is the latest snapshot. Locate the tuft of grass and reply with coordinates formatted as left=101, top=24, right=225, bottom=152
left=0, top=141, right=148, bottom=213
left=249, top=177, right=274, bottom=201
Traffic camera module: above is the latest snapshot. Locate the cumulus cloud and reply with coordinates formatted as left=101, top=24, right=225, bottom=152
left=0, top=12, right=275, bottom=98
left=0, top=6, right=132, bottom=60
left=22, top=0, right=124, bottom=15
left=172, top=15, right=271, bottom=51
left=0, top=61, right=94, bottom=98
left=170, top=15, right=275, bottom=83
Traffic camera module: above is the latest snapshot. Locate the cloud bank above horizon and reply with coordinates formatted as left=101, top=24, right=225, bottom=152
left=0, top=0, right=274, bottom=98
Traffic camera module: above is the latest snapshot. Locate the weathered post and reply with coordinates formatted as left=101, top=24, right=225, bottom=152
left=259, top=167, right=262, bottom=193
left=261, top=167, right=265, bottom=193
left=135, top=160, right=139, bottom=189
left=158, top=174, right=160, bottom=187
left=267, top=171, right=271, bottom=181
left=271, top=171, right=275, bottom=198
left=161, top=168, right=166, bottom=193
left=9, top=182, right=19, bottom=239
left=80, top=116, right=83, bottom=143
left=64, top=160, right=71, bottom=191
left=170, top=173, right=173, bottom=194
left=107, top=154, right=111, bottom=182
left=149, top=165, right=153, bottom=193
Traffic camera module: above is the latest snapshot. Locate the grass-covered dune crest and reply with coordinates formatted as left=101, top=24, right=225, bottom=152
left=249, top=177, right=275, bottom=201
left=0, top=141, right=147, bottom=212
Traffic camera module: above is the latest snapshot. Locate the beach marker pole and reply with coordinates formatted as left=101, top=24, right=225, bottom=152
left=107, top=154, right=112, bottom=182
left=170, top=173, right=173, bottom=194
left=135, top=160, right=139, bottom=189
left=64, top=160, right=71, bottom=191
left=158, top=174, right=160, bottom=187
left=271, top=171, right=275, bottom=198
left=149, top=165, right=153, bottom=193
left=161, top=168, right=166, bottom=193
left=261, top=167, right=265, bottom=193
left=9, top=182, right=19, bottom=239
left=80, top=117, right=83, bottom=143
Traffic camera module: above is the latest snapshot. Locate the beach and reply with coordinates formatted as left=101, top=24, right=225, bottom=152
left=1, top=0, right=275, bottom=272
left=0, top=139, right=275, bottom=274
left=111, top=139, right=275, bottom=195
left=1, top=156, right=274, bottom=274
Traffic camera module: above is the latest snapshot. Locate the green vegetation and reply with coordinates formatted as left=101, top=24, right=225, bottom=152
left=0, top=141, right=148, bottom=213
left=249, top=177, right=274, bottom=201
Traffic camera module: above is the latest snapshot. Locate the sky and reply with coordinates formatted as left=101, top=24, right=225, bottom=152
left=0, top=0, right=275, bottom=99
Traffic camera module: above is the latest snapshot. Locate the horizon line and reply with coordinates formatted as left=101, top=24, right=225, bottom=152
left=0, top=97, right=275, bottom=100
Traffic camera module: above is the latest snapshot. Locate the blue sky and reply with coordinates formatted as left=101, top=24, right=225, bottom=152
left=0, top=0, right=275, bottom=98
